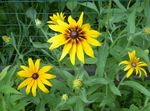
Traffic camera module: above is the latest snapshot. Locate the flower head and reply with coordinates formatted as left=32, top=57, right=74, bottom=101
left=48, top=12, right=101, bottom=65
left=144, top=27, right=150, bottom=34
left=48, top=12, right=65, bottom=25
left=17, top=58, right=56, bottom=96
left=119, top=50, right=148, bottom=78
left=61, top=94, right=68, bottom=101
left=73, top=79, right=83, bottom=90
left=2, top=35, right=11, bottom=43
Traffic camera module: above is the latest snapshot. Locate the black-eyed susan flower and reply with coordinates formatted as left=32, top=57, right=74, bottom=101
left=119, top=50, right=148, bottom=78
left=17, top=58, right=56, bottom=96
left=47, top=12, right=65, bottom=25
left=73, top=79, right=83, bottom=90
left=48, top=12, right=101, bottom=65
left=2, top=35, right=11, bottom=43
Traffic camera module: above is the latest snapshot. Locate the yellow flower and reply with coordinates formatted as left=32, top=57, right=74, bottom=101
left=119, top=50, right=148, bottom=78
left=17, top=58, right=56, bottom=96
left=48, top=12, right=65, bottom=25
left=61, top=94, right=68, bottom=101
left=144, top=27, right=150, bottom=34
left=73, top=79, right=83, bottom=90
left=48, top=12, right=101, bottom=65
left=2, top=35, right=11, bottom=43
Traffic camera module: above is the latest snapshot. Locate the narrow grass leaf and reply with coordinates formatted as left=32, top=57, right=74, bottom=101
left=0, top=65, right=10, bottom=81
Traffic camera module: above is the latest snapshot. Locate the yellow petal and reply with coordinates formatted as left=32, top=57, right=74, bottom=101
left=77, top=12, right=84, bottom=27
left=20, top=65, right=30, bottom=73
left=25, top=79, right=34, bottom=95
left=28, top=58, right=35, bottom=73
left=49, top=36, right=68, bottom=50
left=32, top=80, right=37, bottom=97
left=41, top=73, right=56, bottom=79
left=47, top=34, right=64, bottom=43
left=37, top=79, right=49, bottom=93
left=82, top=40, right=94, bottom=58
left=59, top=42, right=72, bottom=61
left=68, top=15, right=76, bottom=26
left=138, top=62, right=148, bottom=67
left=128, top=50, right=136, bottom=61
left=35, top=59, right=40, bottom=73
left=140, top=68, right=147, bottom=77
left=57, top=20, right=69, bottom=28
left=77, top=42, right=84, bottom=63
left=126, top=68, right=134, bottom=78
left=48, top=25, right=66, bottom=33
left=69, top=42, right=76, bottom=65
left=119, top=60, right=129, bottom=65
left=40, top=78, right=52, bottom=86
left=82, top=23, right=90, bottom=31
left=124, top=65, right=131, bottom=71
left=17, top=71, right=31, bottom=77
left=86, top=37, right=101, bottom=46
left=87, top=30, right=101, bottom=38
left=39, top=66, right=53, bottom=74
left=17, top=78, right=32, bottom=90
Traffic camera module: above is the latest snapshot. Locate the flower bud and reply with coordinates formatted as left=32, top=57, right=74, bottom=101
left=35, top=19, right=43, bottom=28
left=61, top=94, right=68, bottom=101
left=2, top=35, right=11, bottom=43
left=144, top=27, right=150, bottom=34
left=73, top=79, right=83, bottom=90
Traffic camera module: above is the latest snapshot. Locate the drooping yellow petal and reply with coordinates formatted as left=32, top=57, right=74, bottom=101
left=77, top=42, right=84, bottom=63
left=82, top=40, right=94, bottom=58
left=138, top=62, right=148, bottom=67
left=40, top=78, right=52, bottom=86
left=86, top=37, right=101, bottom=46
left=32, top=80, right=37, bottom=97
left=126, top=68, right=134, bottom=78
left=49, top=36, right=68, bottom=50
left=17, top=78, right=32, bottom=90
left=39, top=66, right=53, bottom=74
left=17, top=71, right=31, bottom=77
left=25, top=79, right=34, bottom=95
left=59, top=42, right=72, bottom=61
left=77, top=12, right=84, bottom=26
left=124, top=65, right=131, bottom=71
left=139, top=68, right=147, bottom=77
left=87, top=30, right=101, bottom=38
left=28, top=58, right=35, bottom=73
left=35, top=59, right=40, bottom=73
left=69, top=42, right=76, bottom=65
left=37, top=79, right=49, bottom=93
left=68, top=16, right=76, bottom=26
left=40, top=73, right=56, bottom=79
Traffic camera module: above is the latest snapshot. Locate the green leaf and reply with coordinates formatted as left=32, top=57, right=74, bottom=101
left=79, top=2, right=99, bottom=14
left=84, top=78, right=108, bottom=86
left=109, top=82, right=121, bottom=96
left=96, top=42, right=109, bottom=77
left=0, top=85, right=21, bottom=94
left=85, top=58, right=97, bottom=64
left=0, top=95, right=7, bottom=111
left=66, top=0, right=77, bottom=12
left=0, top=66, right=10, bottom=81
left=112, top=0, right=126, bottom=11
left=26, top=8, right=37, bottom=20
left=129, top=104, right=139, bottom=111
left=122, top=81, right=150, bottom=97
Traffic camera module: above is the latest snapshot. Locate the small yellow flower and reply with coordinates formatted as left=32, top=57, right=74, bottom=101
left=48, top=12, right=65, bottom=25
left=17, top=58, right=56, bottom=96
left=2, top=35, right=11, bottom=43
left=48, top=12, right=101, bottom=65
left=144, top=27, right=150, bottom=34
left=35, top=19, right=43, bottom=28
left=119, top=50, right=148, bottom=78
left=61, top=94, right=68, bottom=101
left=73, top=79, right=83, bottom=90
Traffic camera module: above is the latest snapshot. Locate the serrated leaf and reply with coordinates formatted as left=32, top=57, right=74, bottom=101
left=0, top=66, right=10, bottom=81
left=122, top=81, right=150, bottom=97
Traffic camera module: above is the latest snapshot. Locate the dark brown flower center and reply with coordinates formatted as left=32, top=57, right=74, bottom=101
left=70, top=30, right=78, bottom=39
left=131, top=62, right=136, bottom=67
left=32, top=73, right=39, bottom=79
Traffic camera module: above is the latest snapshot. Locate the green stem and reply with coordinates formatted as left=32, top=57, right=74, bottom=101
left=40, top=28, right=48, bottom=40
left=117, top=75, right=126, bottom=89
